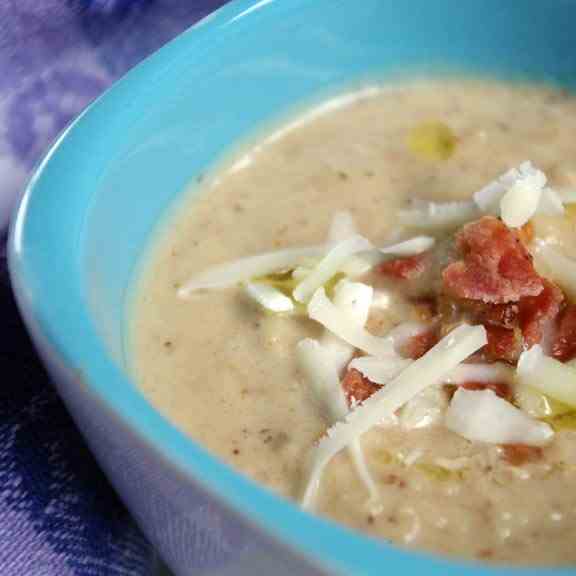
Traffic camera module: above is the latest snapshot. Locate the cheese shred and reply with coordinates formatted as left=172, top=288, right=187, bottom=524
left=301, top=324, right=487, bottom=508
left=293, top=235, right=373, bottom=303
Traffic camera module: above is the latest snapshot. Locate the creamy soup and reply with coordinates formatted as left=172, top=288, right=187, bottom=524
left=130, top=80, right=576, bottom=565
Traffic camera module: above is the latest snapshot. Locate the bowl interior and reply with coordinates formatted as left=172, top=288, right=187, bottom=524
left=11, top=0, right=576, bottom=574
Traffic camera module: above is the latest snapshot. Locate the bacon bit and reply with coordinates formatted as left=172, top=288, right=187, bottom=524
left=484, top=303, right=519, bottom=329
left=341, top=368, right=381, bottom=406
left=400, top=328, right=439, bottom=359
left=551, top=305, right=576, bottom=362
left=518, top=279, right=564, bottom=347
left=501, top=444, right=543, bottom=466
left=460, top=381, right=513, bottom=402
left=518, top=220, right=534, bottom=245
left=378, top=252, right=430, bottom=280
left=482, top=303, right=518, bottom=329
left=442, top=216, right=543, bottom=304
left=483, top=325, right=523, bottom=364
left=456, top=280, right=564, bottom=353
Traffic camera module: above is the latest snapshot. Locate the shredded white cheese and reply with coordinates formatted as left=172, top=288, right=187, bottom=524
left=339, top=255, right=376, bottom=277
left=349, top=355, right=412, bottom=385
left=320, top=279, right=373, bottom=375
left=379, top=236, right=435, bottom=256
left=444, top=362, right=514, bottom=385
left=517, top=345, right=576, bottom=408
left=297, top=338, right=380, bottom=509
left=533, top=242, right=576, bottom=300
left=385, top=322, right=429, bottom=352
left=399, top=385, right=448, bottom=430
left=500, top=175, right=544, bottom=228
left=300, top=279, right=381, bottom=508
left=399, top=200, right=480, bottom=230
left=291, top=266, right=311, bottom=281
left=301, top=324, right=486, bottom=507
left=308, top=287, right=397, bottom=358
left=244, top=282, right=294, bottom=313
left=297, top=339, right=349, bottom=421
left=331, top=279, right=373, bottom=327
left=474, top=161, right=563, bottom=223
left=369, top=289, right=394, bottom=311
left=293, top=235, right=373, bottom=303
left=474, top=161, right=543, bottom=213
left=445, top=388, right=553, bottom=446
left=178, top=245, right=324, bottom=296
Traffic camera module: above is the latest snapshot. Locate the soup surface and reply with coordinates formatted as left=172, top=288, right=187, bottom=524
left=131, top=79, right=576, bottom=565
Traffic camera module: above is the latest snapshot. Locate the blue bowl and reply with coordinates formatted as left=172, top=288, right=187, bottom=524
left=9, top=0, right=576, bottom=574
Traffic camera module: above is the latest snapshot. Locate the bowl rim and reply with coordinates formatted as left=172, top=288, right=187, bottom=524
left=7, top=0, right=574, bottom=574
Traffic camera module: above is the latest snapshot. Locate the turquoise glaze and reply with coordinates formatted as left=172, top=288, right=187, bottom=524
left=9, top=0, right=576, bottom=574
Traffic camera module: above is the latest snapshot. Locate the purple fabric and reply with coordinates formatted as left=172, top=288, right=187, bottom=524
left=0, top=1, right=227, bottom=574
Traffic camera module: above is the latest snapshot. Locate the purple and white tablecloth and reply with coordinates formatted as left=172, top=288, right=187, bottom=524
left=0, top=2, right=226, bottom=574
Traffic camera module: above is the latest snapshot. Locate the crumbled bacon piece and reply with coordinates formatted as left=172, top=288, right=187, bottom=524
left=551, top=305, right=576, bottom=362
left=518, top=279, right=564, bottom=347
left=483, top=325, right=523, bottom=364
left=501, top=444, right=543, bottom=466
left=481, top=303, right=519, bottom=329
left=378, top=252, right=430, bottom=280
left=341, top=368, right=381, bottom=406
left=460, top=380, right=513, bottom=402
left=442, top=216, right=543, bottom=304
left=455, top=280, right=564, bottom=355
left=400, top=328, right=439, bottom=359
